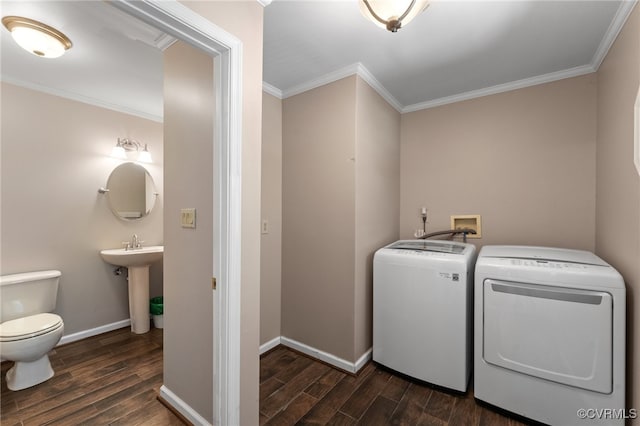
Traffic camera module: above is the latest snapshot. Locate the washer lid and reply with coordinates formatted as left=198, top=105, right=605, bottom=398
left=388, top=240, right=467, bottom=254
left=0, top=313, right=62, bottom=341
left=479, top=245, right=609, bottom=266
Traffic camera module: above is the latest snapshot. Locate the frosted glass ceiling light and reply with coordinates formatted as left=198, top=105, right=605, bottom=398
left=359, top=0, right=430, bottom=32
left=2, top=16, right=72, bottom=58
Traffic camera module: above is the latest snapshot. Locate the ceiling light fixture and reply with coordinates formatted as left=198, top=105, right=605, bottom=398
left=2, top=16, right=72, bottom=58
left=111, top=138, right=153, bottom=163
left=359, top=0, right=430, bottom=32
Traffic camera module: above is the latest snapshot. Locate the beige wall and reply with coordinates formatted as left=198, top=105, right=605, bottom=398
left=400, top=74, right=597, bottom=251
left=0, top=82, right=164, bottom=335
left=282, top=76, right=357, bottom=361
left=261, top=92, right=283, bottom=345
left=354, top=77, right=400, bottom=358
left=281, top=75, right=400, bottom=363
left=163, top=40, right=215, bottom=421
left=170, top=2, right=264, bottom=424
left=595, top=5, right=640, bottom=420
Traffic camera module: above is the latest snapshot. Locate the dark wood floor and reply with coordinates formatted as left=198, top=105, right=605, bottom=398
left=1, top=326, right=183, bottom=426
left=260, top=346, right=529, bottom=426
left=2, top=327, right=529, bottom=426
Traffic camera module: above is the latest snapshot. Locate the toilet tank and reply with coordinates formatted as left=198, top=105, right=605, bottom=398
left=0, top=270, right=61, bottom=323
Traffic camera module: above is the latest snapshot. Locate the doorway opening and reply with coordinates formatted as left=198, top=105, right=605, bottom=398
left=112, top=2, right=243, bottom=424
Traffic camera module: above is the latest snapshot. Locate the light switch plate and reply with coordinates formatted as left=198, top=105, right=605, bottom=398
left=181, top=208, right=196, bottom=228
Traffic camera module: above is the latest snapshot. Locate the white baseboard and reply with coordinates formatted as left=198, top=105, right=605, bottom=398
left=355, top=348, right=373, bottom=372
left=58, top=319, right=131, bottom=346
left=259, top=336, right=281, bottom=355
left=159, top=385, right=212, bottom=426
left=280, top=336, right=371, bottom=374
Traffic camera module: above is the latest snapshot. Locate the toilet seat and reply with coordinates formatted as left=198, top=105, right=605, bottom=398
left=0, top=313, right=63, bottom=342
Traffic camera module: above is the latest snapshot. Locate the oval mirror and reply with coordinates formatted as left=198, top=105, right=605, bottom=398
left=105, top=162, right=157, bottom=220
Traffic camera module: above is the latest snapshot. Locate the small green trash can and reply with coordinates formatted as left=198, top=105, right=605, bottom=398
left=150, top=296, right=163, bottom=329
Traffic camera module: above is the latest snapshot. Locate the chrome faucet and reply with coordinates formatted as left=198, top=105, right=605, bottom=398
left=133, top=234, right=145, bottom=249
left=122, top=234, right=144, bottom=250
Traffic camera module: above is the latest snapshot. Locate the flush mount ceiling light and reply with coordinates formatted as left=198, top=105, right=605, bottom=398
left=2, top=16, right=72, bottom=58
left=111, top=138, right=153, bottom=163
left=359, top=0, right=430, bottom=32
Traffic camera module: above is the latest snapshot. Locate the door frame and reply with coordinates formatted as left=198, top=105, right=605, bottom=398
left=111, top=1, right=243, bottom=424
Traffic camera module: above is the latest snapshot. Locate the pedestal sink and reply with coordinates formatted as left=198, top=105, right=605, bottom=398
left=100, top=246, right=163, bottom=334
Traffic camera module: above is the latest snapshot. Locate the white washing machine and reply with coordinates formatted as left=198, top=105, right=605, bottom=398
left=475, top=246, right=626, bottom=425
left=373, top=239, right=477, bottom=392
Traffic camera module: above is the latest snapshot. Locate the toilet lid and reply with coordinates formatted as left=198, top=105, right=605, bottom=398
left=0, top=313, right=63, bottom=341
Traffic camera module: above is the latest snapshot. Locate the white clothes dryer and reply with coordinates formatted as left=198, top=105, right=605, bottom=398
left=474, top=246, right=626, bottom=425
left=373, top=240, right=477, bottom=392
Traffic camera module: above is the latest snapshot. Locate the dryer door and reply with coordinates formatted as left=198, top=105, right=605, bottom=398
left=483, top=279, right=612, bottom=393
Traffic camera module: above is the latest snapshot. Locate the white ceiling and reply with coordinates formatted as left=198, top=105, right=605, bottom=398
left=0, top=1, right=167, bottom=121
left=0, top=1, right=636, bottom=120
left=263, top=0, right=634, bottom=112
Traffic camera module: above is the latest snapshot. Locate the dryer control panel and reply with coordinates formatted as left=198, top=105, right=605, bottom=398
left=509, top=259, right=590, bottom=270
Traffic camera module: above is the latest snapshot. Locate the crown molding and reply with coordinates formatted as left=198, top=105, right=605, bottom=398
left=155, top=32, right=177, bottom=51
left=282, top=63, right=361, bottom=99
left=1, top=76, right=163, bottom=122
left=274, top=62, right=403, bottom=112
left=269, top=60, right=596, bottom=115
left=262, top=81, right=283, bottom=99
left=354, top=63, right=403, bottom=112
left=257, top=0, right=273, bottom=6
left=402, top=64, right=595, bottom=113
left=590, top=0, right=637, bottom=70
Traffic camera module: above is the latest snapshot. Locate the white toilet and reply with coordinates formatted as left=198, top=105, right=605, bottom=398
left=0, top=270, right=64, bottom=391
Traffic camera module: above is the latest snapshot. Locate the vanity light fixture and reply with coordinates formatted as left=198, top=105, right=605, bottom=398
left=359, top=0, right=430, bottom=32
left=111, top=140, right=127, bottom=160
left=137, top=144, right=152, bottom=164
left=2, top=16, right=72, bottom=58
left=111, top=138, right=153, bottom=163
